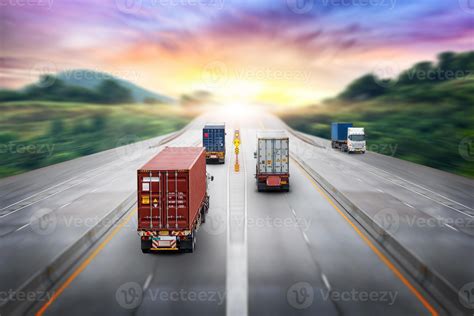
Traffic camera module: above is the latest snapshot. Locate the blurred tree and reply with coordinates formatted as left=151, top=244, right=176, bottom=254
left=339, top=74, right=387, bottom=101
left=96, top=80, right=133, bottom=104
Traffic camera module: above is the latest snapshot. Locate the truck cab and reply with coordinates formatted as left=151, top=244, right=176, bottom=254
left=347, top=127, right=366, bottom=153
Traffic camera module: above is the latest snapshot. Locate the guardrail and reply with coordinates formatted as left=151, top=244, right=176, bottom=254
left=290, top=152, right=468, bottom=316
left=0, top=193, right=136, bottom=316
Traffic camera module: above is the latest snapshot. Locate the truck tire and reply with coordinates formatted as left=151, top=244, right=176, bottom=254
left=189, top=230, right=196, bottom=253
left=141, top=239, right=151, bottom=253
left=201, top=209, right=206, bottom=223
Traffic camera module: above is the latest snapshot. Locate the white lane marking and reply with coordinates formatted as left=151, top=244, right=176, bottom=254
left=226, top=127, right=248, bottom=316
left=321, top=274, right=331, bottom=290
left=365, top=168, right=473, bottom=218
left=0, top=162, right=114, bottom=212
left=356, top=178, right=363, bottom=182
left=291, top=208, right=296, bottom=216
left=91, top=188, right=98, bottom=193
left=376, top=189, right=384, bottom=193
left=365, top=167, right=473, bottom=212
left=445, top=224, right=459, bottom=232
left=0, top=167, right=112, bottom=219
left=404, top=202, right=415, bottom=209
left=14, top=223, right=30, bottom=233
left=143, top=273, right=153, bottom=292
left=59, top=203, right=71, bottom=209
left=302, top=232, right=310, bottom=244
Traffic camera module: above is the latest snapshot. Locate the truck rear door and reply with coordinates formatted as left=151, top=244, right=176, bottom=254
left=160, top=171, right=189, bottom=229
left=258, top=138, right=289, bottom=174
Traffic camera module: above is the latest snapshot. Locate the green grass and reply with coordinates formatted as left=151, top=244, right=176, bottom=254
left=0, top=101, right=196, bottom=178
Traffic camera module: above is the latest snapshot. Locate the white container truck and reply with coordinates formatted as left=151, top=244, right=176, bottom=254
left=254, top=130, right=290, bottom=192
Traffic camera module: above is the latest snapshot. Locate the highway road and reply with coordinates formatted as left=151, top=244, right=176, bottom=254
left=0, top=106, right=472, bottom=315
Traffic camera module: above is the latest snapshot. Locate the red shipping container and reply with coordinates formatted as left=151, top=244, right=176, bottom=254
left=137, top=147, right=208, bottom=233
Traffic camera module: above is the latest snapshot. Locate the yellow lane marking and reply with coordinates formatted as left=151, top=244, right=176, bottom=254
left=293, top=160, right=438, bottom=316
left=36, top=209, right=136, bottom=316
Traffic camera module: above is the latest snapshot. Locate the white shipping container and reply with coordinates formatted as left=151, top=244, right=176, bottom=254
left=256, top=130, right=289, bottom=174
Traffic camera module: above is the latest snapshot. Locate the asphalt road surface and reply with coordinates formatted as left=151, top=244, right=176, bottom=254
left=1, top=106, right=472, bottom=316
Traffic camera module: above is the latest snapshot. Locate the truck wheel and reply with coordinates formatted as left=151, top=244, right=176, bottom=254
left=190, top=231, right=196, bottom=253
left=141, top=239, right=151, bottom=254
left=201, top=210, right=206, bottom=224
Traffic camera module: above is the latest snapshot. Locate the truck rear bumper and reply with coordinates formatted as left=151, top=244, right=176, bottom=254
left=205, top=152, right=225, bottom=164
left=139, top=230, right=191, bottom=251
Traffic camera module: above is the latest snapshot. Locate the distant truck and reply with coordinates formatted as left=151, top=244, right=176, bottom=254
left=331, top=123, right=366, bottom=154
left=137, top=147, right=212, bottom=253
left=203, top=123, right=226, bottom=164
left=254, top=130, right=290, bottom=192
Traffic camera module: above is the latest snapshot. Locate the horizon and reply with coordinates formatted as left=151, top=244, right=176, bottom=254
left=1, top=0, right=473, bottom=106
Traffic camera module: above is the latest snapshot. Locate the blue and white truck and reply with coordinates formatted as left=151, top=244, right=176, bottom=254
left=331, top=122, right=366, bottom=154
left=203, top=123, right=226, bottom=164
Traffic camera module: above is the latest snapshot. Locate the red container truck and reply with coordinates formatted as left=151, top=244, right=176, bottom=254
left=137, top=147, right=211, bottom=253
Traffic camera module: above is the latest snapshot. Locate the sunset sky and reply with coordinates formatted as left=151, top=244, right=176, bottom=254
left=1, top=0, right=473, bottom=105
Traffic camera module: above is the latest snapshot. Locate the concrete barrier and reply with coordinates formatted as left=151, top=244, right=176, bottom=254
left=291, top=154, right=469, bottom=315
